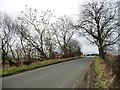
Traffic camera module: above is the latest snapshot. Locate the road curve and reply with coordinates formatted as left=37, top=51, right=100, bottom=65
left=2, top=57, right=93, bottom=88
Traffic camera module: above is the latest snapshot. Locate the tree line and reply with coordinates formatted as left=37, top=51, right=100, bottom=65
left=0, top=7, right=82, bottom=67
left=0, top=1, right=119, bottom=68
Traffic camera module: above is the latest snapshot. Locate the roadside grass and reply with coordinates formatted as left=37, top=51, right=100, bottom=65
left=1, top=57, right=78, bottom=77
left=92, top=56, right=101, bottom=76
left=91, top=56, right=103, bottom=88
left=77, top=56, right=104, bottom=88
left=91, top=56, right=115, bottom=88
left=78, top=56, right=119, bottom=88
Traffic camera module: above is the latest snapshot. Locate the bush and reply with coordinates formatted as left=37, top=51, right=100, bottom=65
left=106, top=55, right=120, bottom=78
left=113, top=56, right=120, bottom=78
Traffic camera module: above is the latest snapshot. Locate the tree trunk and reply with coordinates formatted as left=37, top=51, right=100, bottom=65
left=63, top=47, right=68, bottom=58
left=16, top=50, right=20, bottom=67
left=99, top=47, right=106, bottom=60
left=36, top=47, right=47, bottom=60
left=27, top=49, right=32, bottom=65
left=2, top=53, right=6, bottom=68
left=20, top=38, right=27, bottom=57
left=9, top=44, right=16, bottom=60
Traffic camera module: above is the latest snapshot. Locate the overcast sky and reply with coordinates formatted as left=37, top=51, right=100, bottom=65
left=0, top=0, right=83, bottom=18
left=0, top=0, right=100, bottom=54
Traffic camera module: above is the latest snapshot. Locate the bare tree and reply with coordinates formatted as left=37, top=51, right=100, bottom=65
left=0, top=13, right=16, bottom=67
left=67, top=39, right=82, bottom=56
left=76, top=1, right=119, bottom=59
left=16, top=7, right=54, bottom=60
left=44, top=32, right=56, bottom=59
left=53, top=15, right=75, bottom=58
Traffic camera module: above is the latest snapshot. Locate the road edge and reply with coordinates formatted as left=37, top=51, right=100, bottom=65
left=73, top=58, right=93, bottom=88
left=2, top=57, right=81, bottom=77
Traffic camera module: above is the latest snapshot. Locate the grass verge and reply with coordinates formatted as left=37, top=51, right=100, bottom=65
left=91, top=56, right=103, bottom=88
left=91, top=56, right=115, bottom=88
left=1, top=57, right=78, bottom=77
left=77, top=56, right=118, bottom=88
left=92, top=56, right=101, bottom=76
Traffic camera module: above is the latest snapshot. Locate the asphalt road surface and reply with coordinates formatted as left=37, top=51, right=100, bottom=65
left=2, top=57, right=93, bottom=88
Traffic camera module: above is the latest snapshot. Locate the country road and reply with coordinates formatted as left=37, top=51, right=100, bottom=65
left=2, top=57, right=93, bottom=88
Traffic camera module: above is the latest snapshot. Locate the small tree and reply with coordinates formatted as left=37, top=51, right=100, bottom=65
left=68, top=39, right=82, bottom=56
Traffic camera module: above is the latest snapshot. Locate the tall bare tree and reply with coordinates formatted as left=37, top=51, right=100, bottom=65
left=44, top=31, right=56, bottom=59
left=17, top=7, right=54, bottom=60
left=0, top=13, right=16, bottom=67
left=53, top=15, right=75, bottom=58
left=76, top=1, right=119, bottom=59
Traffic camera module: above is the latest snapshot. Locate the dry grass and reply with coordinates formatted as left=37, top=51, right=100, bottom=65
left=91, top=57, right=117, bottom=88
